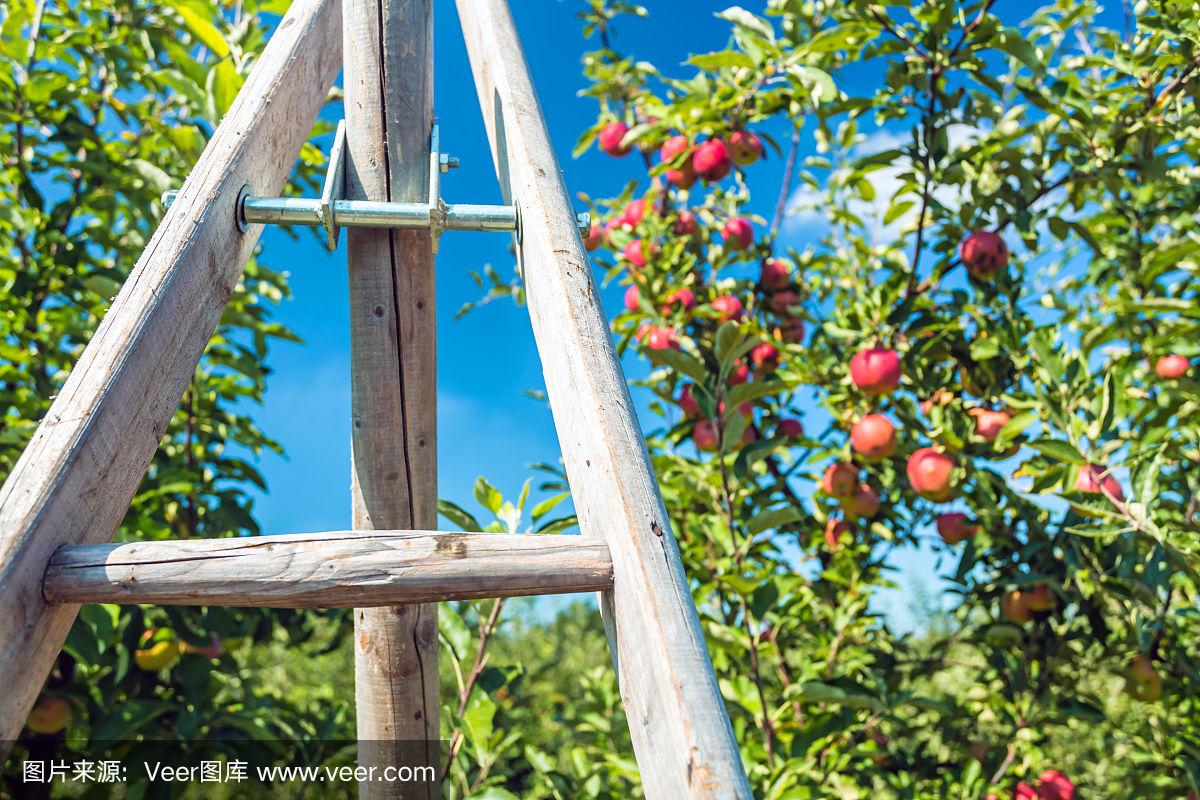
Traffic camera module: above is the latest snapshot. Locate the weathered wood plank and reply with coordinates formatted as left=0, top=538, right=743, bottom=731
left=0, top=0, right=342, bottom=754
left=43, top=532, right=612, bottom=607
left=342, top=0, right=439, bottom=791
left=454, top=2, right=752, bottom=797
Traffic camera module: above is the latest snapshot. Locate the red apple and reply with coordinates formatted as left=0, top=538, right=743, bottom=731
left=673, top=210, right=698, bottom=236
left=906, top=447, right=956, bottom=501
left=1036, top=770, right=1075, bottom=800
left=741, top=426, right=758, bottom=447
left=959, top=230, right=1009, bottom=278
left=661, top=135, right=697, bottom=188
left=1074, top=463, right=1124, bottom=503
left=780, top=317, right=806, bottom=343
left=823, top=462, right=860, bottom=498
left=711, top=295, right=745, bottom=322
left=643, top=326, right=678, bottom=351
left=598, top=121, right=631, bottom=157
left=662, top=287, right=696, bottom=312
left=777, top=418, right=804, bottom=438
left=1024, top=583, right=1055, bottom=612
left=583, top=222, right=603, bottom=251
left=769, top=290, right=801, bottom=314
left=969, top=407, right=1011, bottom=441
left=1000, top=590, right=1033, bottom=624
left=1155, top=354, right=1189, bottom=379
left=760, top=259, right=792, bottom=290
left=751, top=342, right=780, bottom=373
left=622, top=239, right=651, bottom=269
left=623, top=284, right=640, bottom=312
left=727, top=361, right=750, bottom=386
left=844, top=484, right=880, bottom=520
left=623, top=198, right=646, bottom=227
left=694, top=419, right=719, bottom=452
left=692, top=138, right=731, bottom=182
left=728, top=130, right=763, bottom=166
left=722, top=217, right=754, bottom=251
left=850, top=414, right=897, bottom=461
left=850, top=347, right=903, bottom=396
left=678, top=384, right=700, bottom=418
left=936, top=512, right=977, bottom=545
left=1016, top=783, right=1039, bottom=800
left=824, top=517, right=850, bottom=550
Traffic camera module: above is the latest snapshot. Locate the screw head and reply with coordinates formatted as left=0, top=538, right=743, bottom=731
left=575, top=211, right=591, bottom=236
left=439, top=153, right=461, bottom=173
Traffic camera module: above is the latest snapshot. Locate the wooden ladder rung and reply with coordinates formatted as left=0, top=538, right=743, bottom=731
left=42, top=531, right=612, bottom=608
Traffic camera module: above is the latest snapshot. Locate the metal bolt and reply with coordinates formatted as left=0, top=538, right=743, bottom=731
left=575, top=211, right=591, bottom=236
left=439, top=153, right=460, bottom=173
left=161, top=189, right=179, bottom=209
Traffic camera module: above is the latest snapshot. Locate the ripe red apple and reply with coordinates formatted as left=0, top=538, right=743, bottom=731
left=623, top=284, right=640, bottom=312
left=643, top=326, right=678, bottom=351
left=694, top=419, right=719, bottom=452
left=622, top=239, right=651, bottom=269
left=844, top=484, right=880, bottom=520
left=741, top=426, right=758, bottom=447
left=727, top=130, right=763, bottom=166
left=1015, top=783, right=1038, bottom=800
left=1074, top=463, right=1124, bottom=503
left=769, top=290, right=801, bottom=314
left=727, top=361, right=750, bottom=386
left=777, top=418, right=804, bottom=438
left=850, top=414, right=897, bottom=461
left=598, top=121, right=631, bottom=157
left=850, top=347, right=902, bottom=396
left=622, top=198, right=646, bottom=227
left=906, top=447, right=956, bottom=501
left=1024, top=583, right=1055, bottom=612
left=722, top=217, right=754, bottom=251
left=760, top=259, right=792, bottom=290
left=969, top=407, right=1011, bottom=441
left=678, top=384, right=700, bottom=418
left=583, top=222, right=603, bottom=251
left=661, top=135, right=697, bottom=188
left=662, top=287, right=695, bottom=313
left=824, top=517, right=850, bottom=550
left=1000, top=590, right=1033, bottom=624
left=692, top=138, right=731, bottom=181
left=674, top=210, right=698, bottom=236
left=780, top=317, right=806, bottom=343
left=823, top=462, right=860, bottom=497
left=959, top=230, right=1009, bottom=278
left=1155, top=354, right=1189, bottom=379
left=1036, top=770, right=1075, bottom=800
left=750, top=342, right=780, bottom=373
left=711, top=295, right=745, bottom=322
left=1125, top=655, right=1163, bottom=702
left=26, top=695, right=71, bottom=734
left=936, top=512, right=977, bottom=545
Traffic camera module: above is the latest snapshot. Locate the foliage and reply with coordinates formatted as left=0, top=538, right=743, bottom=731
left=450, top=0, right=1200, bottom=797
left=0, top=0, right=343, bottom=795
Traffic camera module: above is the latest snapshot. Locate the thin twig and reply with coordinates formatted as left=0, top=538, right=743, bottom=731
left=769, top=124, right=802, bottom=239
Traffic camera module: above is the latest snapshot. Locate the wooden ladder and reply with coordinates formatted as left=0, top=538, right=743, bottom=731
left=0, top=0, right=751, bottom=797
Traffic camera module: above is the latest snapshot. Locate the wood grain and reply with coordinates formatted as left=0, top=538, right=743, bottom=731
left=43, top=532, right=612, bottom=606
left=342, top=0, right=439, bottom=793
left=0, top=0, right=342, bottom=754
left=455, top=1, right=752, bottom=796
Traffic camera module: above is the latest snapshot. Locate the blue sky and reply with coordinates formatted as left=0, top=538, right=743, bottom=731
left=243, top=0, right=1125, bottom=629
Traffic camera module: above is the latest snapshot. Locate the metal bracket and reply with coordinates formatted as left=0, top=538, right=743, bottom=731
left=162, top=123, right=591, bottom=252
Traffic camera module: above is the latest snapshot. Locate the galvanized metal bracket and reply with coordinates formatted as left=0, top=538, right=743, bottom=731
left=162, top=123, right=591, bottom=253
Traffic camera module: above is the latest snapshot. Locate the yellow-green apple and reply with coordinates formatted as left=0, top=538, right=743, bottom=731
left=728, top=130, right=763, bottom=165
left=26, top=695, right=72, bottom=734
left=1125, top=655, right=1163, bottom=702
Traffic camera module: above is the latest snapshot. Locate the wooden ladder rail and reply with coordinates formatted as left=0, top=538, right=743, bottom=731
left=0, top=0, right=343, bottom=758
left=455, top=1, right=752, bottom=797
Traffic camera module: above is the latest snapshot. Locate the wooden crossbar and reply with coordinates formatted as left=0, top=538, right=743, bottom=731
left=456, top=2, right=752, bottom=796
left=42, top=532, right=612, bottom=607
left=0, top=0, right=343, bottom=754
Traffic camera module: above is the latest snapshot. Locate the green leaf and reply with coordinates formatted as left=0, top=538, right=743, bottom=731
left=474, top=477, right=504, bottom=514
left=746, top=505, right=805, bottom=536
left=687, top=51, right=755, bottom=71
left=439, top=499, right=483, bottom=532
left=530, top=492, right=569, bottom=523
left=1028, top=438, right=1085, bottom=464
left=716, top=7, right=774, bottom=41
